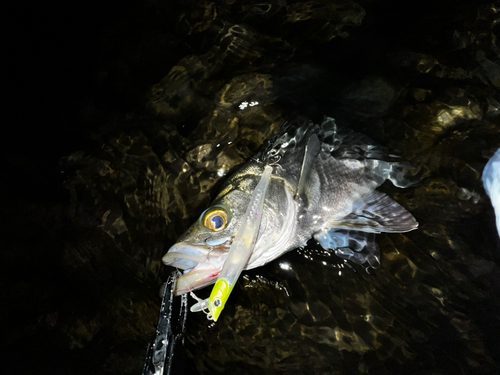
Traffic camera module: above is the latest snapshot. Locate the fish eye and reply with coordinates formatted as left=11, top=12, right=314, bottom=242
left=203, top=208, right=228, bottom=232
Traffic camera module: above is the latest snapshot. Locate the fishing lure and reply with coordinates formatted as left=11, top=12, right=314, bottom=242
left=192, top=165, right=274, bottom=321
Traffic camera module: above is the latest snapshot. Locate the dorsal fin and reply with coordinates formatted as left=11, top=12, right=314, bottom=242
left=297, top=134, right=320, bottom=198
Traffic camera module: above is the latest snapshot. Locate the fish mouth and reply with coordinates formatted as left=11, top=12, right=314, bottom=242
left=162, top=240, right=231, bottom=296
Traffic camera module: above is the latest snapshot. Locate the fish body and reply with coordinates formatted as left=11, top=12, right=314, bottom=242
left=483, top=148, right=500, bottom=236
left=163, top=118, right=418, bottom=295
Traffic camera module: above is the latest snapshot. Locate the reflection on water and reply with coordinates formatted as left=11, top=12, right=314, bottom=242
left=11, top=1, right=500, bottom=374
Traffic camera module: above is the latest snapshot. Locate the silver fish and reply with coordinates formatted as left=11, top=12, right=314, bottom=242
left=163, top=118, right=418, bottom=295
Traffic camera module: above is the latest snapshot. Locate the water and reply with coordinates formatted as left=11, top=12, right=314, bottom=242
left=4, top=0, right=500, bottom=374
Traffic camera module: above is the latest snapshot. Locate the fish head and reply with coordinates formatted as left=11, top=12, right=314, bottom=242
left=163, top=175, right=296, bottom=296
left=162, top=189, right=254, bottom=296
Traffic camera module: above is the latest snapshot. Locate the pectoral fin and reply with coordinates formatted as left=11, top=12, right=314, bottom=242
left=332, top=191, right=418, bottom=233
left=314, top=229, right=380, bottom=268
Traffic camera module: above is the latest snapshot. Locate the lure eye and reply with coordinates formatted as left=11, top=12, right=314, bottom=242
left=203, top=209, right=228, bottom=232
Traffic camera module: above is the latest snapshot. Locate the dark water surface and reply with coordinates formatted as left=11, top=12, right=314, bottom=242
left=4, top=1, right=500, bottom=374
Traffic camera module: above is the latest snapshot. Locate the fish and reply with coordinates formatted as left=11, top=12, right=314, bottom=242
left=482, top=147, right=500, bottom=236
left=162, top=117, right=418, bottom=296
